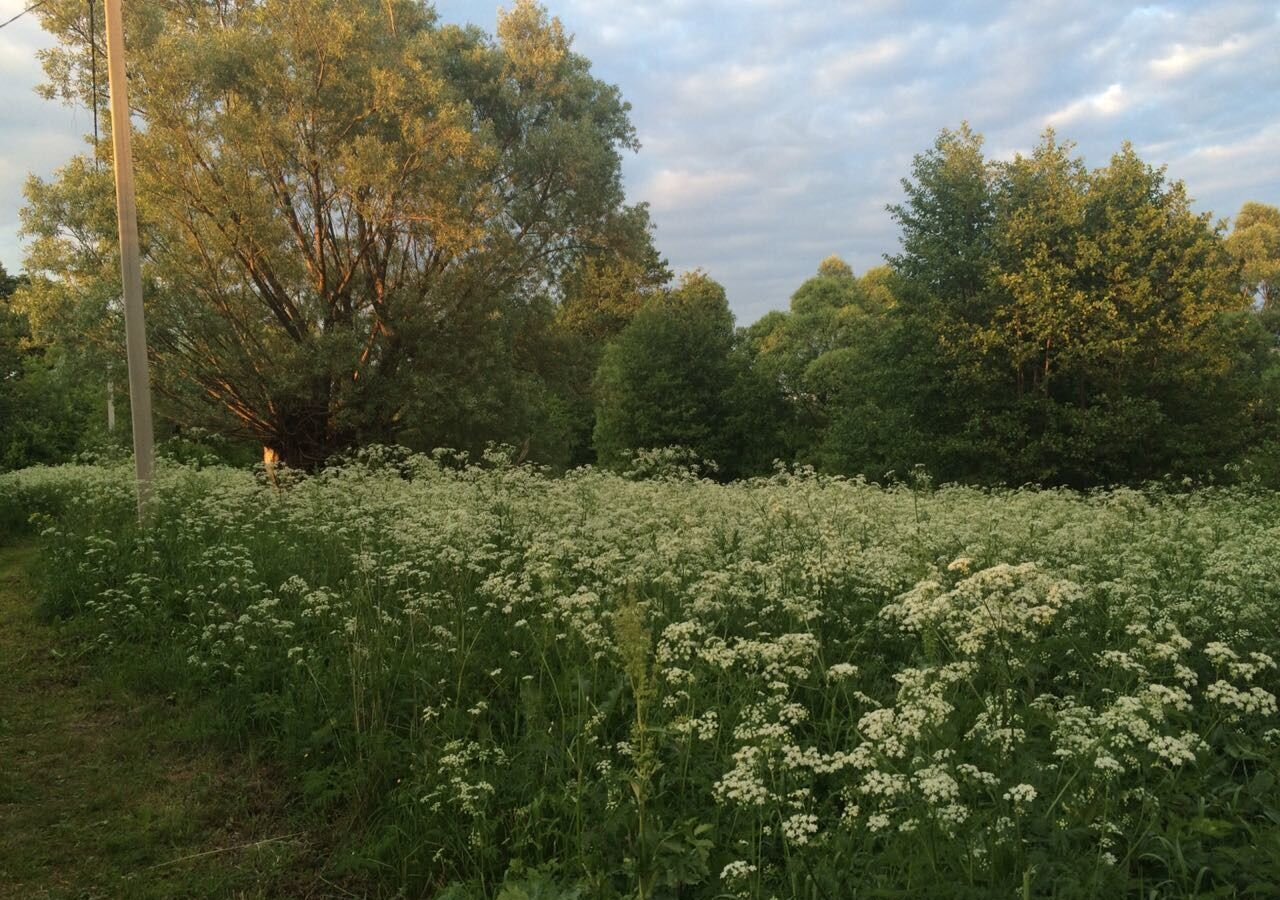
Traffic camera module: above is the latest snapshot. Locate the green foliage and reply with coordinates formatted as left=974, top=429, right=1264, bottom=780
left=158, top=427, right=260, bottom=469
left=5, top=458, right=1280, bottom=897
left=557, top=205, right=671, bottom=342
left=0, top=263, right=110, bottom=472
left=593, top=272, right=743, bottom=474
left=889, top=123, right=995, bottom=315
left=740, top=259, right=900, bottom=470
left=836, top=126, right=1269, bottom=486
left=27, top=0, right=650, bottom=469
left=548, top=205, right=673, bottom=467
left=1227, top=202, right=1280, bottom=310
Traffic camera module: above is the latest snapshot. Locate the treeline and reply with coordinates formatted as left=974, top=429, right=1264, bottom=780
left=735, top=130, right=1280, bottom=486
left=1, top=0, right=1278, bottom=487
left=586, top=137, right=1280, bottom=486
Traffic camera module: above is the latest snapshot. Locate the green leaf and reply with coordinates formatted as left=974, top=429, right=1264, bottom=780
left=1188, top=817, right=1236, bottom=838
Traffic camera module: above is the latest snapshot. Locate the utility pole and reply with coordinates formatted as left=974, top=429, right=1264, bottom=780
left=103, top=0, right=154, bottom=520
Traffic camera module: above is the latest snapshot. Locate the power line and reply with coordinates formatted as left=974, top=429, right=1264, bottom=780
left=90, top=0, right=99, bottom=164
left=0, top=0, right=49, bottom=31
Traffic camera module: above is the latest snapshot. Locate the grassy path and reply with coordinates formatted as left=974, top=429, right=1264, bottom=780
left=0, top=542, right=331, bottom=899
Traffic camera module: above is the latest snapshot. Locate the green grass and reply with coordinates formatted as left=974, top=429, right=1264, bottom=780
left=0, top=541, right=332, bottom=899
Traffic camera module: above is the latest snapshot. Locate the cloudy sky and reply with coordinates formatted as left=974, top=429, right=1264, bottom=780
left=1, top=0, right=1278, bottom=323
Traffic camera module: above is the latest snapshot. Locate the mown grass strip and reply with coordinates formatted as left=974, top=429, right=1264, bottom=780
left=0, top=541, right=328, bottom=899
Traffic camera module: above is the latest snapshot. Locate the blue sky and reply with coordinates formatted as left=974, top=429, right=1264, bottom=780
left=1, top=0, right=1278, bottom=323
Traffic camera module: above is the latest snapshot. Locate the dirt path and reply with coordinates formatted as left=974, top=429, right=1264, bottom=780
left=0, top=542, right=333, bottom=899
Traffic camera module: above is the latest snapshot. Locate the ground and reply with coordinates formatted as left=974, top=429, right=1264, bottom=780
left=0, top=542, right=334, bottom=899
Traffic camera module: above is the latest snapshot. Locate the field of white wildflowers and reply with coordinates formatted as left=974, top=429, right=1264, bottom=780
left=2, top=448, right=1279, bottom=898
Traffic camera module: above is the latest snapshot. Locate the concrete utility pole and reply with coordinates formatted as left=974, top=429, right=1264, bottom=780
left=103, top=0, right=155, bottom=520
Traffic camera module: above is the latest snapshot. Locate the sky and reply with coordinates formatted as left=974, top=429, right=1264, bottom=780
left=1, top=1, right=1278, bottom=324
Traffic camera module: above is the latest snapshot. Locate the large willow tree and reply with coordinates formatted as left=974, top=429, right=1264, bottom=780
left=24, top=0, right=649, bottom=467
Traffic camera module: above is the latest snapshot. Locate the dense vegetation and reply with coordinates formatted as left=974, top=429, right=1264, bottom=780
left=1, top=0, right=1276, bottom=486
left=3, top=454, right=1278, bottom=897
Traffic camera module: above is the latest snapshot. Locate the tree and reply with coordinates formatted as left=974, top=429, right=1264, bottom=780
left=27, top=0, right=648, bottom=468
left=751, top=257, right=865, bottom=387
left=556, top=204, right=670, bottom=341
left=883, top=127, right=1260, bottom=485
left=1227, top=202, right=1280, bottom=311
left=0, top=263, right=104, bottom=470
left=740, top=258, right=896, bottom=468
left=547, top=204, right=670, bottom=466
left=0, top=266, right=25, bottom=392
left=878, top=124, right=1006, bottom=478
left=592, top=272, right=740, bottom=472
left=889, top=123, right=996, bottom=325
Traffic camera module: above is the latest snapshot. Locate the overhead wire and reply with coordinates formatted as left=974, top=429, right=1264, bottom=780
left=0, top=0, right=49, bottom=31
left=89, top=0, right=99, bottom=166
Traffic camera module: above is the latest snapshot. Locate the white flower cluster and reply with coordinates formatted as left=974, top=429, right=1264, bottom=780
left=883, top=562, right=1080, bottom=659
left=781, top=813, right=819, bottom=845
left=7, top=454, right=1280, bottom=895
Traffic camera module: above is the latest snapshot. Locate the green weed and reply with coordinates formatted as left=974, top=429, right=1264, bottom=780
left=3, top=452, right=1278, bottom=897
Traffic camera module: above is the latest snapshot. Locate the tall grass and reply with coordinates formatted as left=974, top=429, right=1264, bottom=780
left=3, top=448, right=1279, bottom=897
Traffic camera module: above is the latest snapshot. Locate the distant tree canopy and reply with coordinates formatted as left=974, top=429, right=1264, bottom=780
left=593, top=272, right=738, bottom=471
left=0, top=262, right=104, bottom=470
left=1228, top=202, right=1280, bottom=311
left=24, top=0, right=661, bottom=468
left=740, top=257, right=896, bottom=468
left=731, top=127, right=1277, bottom=486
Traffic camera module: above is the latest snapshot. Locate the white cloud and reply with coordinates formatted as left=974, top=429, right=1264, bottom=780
left=1195, top=126, right=1280, bottom=162
left=813, top=35, right=908, bottom=90
left=1150, top=34, right=1254, bottom=79
left=1045, top=83, right=1130, bottom=128
left=674, top=62, right=778, bottom=108
left=1170, top=120, right=1280, bottom=196
left=643, top=168, right=754, bottom=212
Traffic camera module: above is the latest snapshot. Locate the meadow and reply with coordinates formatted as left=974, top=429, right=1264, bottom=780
left=2, top=448, right=1279, bottom=898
